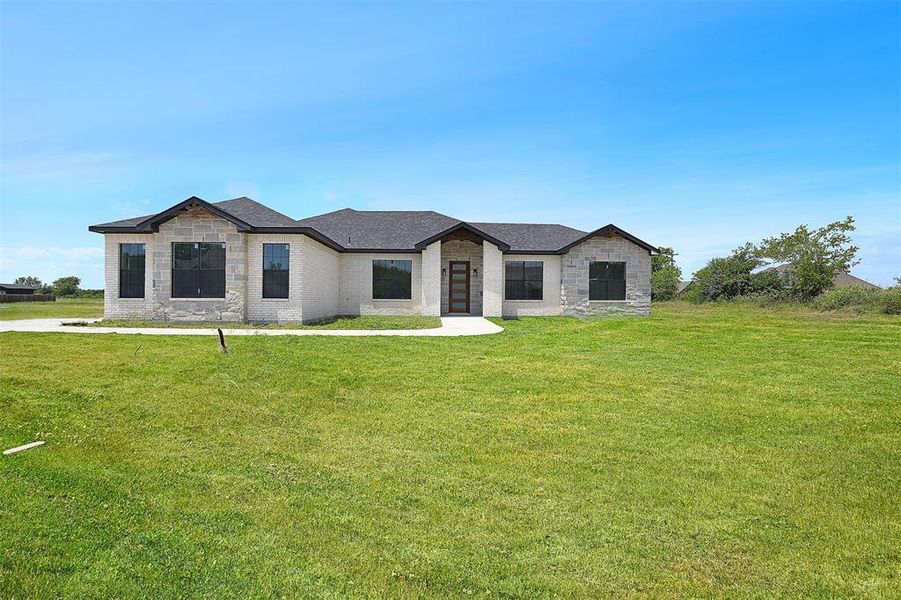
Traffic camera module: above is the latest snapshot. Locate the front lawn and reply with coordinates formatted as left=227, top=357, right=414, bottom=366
left=0, top=298, right=103, bottom=320
left=1, top=303, right=898, bottom=596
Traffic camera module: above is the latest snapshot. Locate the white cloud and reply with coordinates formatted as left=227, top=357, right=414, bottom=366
left=1, top=151, right=125, bottom=182
left=0, top=246, right=104, bottom=288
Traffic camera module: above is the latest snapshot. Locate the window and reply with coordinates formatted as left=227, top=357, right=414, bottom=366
left=589, top=261, right=626, bottom=300
left=171, top=242, right=226, bottom=298
left=505, top=261, right=543, bottom=300
left=119, top=243, right=145, bottom=298
left=263, top=243, right=290, bottom=299
left=372, top=259, right=412, bottom=299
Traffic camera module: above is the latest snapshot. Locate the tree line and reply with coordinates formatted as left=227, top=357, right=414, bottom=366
left=652, top=216, right=898, bottom=313
left=12, top=275, right=102, bottom=298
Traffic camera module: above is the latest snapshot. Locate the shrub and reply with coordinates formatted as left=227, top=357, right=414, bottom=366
left=690, top=244, right=763, bottom=302
left=813, top=286, right=901, bottom=314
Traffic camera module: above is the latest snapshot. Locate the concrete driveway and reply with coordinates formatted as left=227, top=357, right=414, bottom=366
left=0, top=316, right=504, bottom=337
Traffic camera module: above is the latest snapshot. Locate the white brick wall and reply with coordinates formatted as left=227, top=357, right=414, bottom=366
left=104, top=233, right=154, bottom=319
left=246, top=234, right=303, bottom=323
left=299, top=236, right=340, bottom=323
left=482, top=242, right=503, bottom=317
left=338, top=253, right=423, bottom=315
left=502, top=254, right=563, bottom=317
left=420, top=241, right=441, bottom=316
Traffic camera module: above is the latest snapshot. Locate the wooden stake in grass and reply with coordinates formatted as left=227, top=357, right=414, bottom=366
left=217, top=328, right=228, bottom=355
left=3, top=441, right=45, bottom=456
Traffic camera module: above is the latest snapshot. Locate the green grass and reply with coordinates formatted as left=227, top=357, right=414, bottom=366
left=0, top=298, right=103, bottom=320
left=88, top=315, right=441, bottom=330
left=1, top=303, right=898, bottom=597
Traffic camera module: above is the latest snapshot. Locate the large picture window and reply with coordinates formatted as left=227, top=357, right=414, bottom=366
left=172, top=242, right=226, bottom=298
left=119, top=243, right=145, bottom=298
left=372, top=259, right=412, bottom=300
left=505, top=260, right=543, bottom=300
left=589, top=261, right=626, bottom=300
left=263, top=243, right=290, bottom=299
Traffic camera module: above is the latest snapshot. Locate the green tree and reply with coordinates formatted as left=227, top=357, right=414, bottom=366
left=756, top=216, right=859, bottom=300
left=690, top=243, right=763, bottom=302
left=51, top=276, right=81, bottom=297
left=651, top=246, right=681, bottom=301
left=14, top=275, right=43, bottom=290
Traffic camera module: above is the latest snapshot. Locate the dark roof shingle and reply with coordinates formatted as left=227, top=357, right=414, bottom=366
left=90, top=197, right=653, bottom=254
left=295, top=208, right=460, bottom=250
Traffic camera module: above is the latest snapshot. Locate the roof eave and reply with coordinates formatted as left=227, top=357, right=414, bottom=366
left=556, top=224, right=659, bottom=254
left=413, top=222, right=512, bottom=251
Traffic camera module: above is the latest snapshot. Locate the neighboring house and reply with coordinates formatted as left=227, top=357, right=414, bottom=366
left=676, top=281, right=692, bottom=295
left=0, top=283, right=37, bottom=295
left=760, top=263, right=881, bottom=290
left=89, top=196, right=658, bottom=323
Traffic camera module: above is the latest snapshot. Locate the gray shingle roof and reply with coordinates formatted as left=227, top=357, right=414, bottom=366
left=295, top=208, right=460, bottom=250
left=90, top=197, right=295, bottom=230
left=90, top=197, right=652, bottom=254
left=0, top=283, right=37, bottom=291
left=468, top=222, right=586, bottom=253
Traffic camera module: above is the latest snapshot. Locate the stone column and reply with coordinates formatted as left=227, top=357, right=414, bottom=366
left=420, top=240, right=442, bottom=316
left=482, top=242, right=503, bottom=317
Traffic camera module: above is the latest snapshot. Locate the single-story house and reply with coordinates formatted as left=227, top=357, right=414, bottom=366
left=89, top=196, right=658, bottom=323
left=0, top=283, right=37, bottom=295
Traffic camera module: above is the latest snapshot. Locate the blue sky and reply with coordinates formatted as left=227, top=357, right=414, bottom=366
left=1, top=1, right=898, bottom=288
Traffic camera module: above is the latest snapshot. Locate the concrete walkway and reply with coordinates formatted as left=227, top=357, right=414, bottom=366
left=0, top=316, right=504, bottom=337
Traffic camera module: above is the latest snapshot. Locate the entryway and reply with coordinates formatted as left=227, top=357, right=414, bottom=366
left=447, top=260, right=470, bottom=313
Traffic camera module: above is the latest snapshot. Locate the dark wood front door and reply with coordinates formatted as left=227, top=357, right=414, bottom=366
left=448, top=261, right=470, bottom=313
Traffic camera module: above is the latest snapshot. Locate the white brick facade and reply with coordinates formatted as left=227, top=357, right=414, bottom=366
left=482, top=242, right=503, bottom=317
left=246, top=234, right=303, bottom=323
left=502, top=254, right=564, bottom=317
left=338, top=252, right=423, bottom=315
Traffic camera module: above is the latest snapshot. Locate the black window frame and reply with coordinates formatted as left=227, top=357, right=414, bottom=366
left=589, top=261, right=626, bottom=300
left=262, top=243, right=290, bottom=299
left=119, top=243, right=146, bottom=299
left=171, top=242, right=226, bottom=299
left=505, top=260, right=543, bottom=300
left=372, top=259, right=412, bottom=300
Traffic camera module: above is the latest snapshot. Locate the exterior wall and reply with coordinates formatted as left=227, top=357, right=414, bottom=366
left=502, top=254, right=563, bottom=317
left=148, top=213, right=247, bottom=321
left=440, top=240, right=483, bottom=315
left=299, top=236, right=340, bottom=323
left=482, top=242, right=503, bottom=317
left=338, top=253, right=423, bottom=315
left=246, top=234, right=303, bottom=323
left=561, top=233, right=651, bottom=316
left=420, top=241, right=442, bottom=316
left=103, top=233, right=155, bottom=319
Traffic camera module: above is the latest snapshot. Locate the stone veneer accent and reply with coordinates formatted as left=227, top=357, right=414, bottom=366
left=440, top=240, right=483, bottom=315
left=151, top=213, right=246, bottom=321
left=561, top=233, right=651, bottom=316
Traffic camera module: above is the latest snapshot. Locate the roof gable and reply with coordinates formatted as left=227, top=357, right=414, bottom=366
left=557, top=224, right=659, bottom=254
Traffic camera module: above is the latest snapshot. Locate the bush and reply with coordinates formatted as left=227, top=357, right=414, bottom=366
left=690, top=244, right=762, bottom=302
left=813, top=286, right=901, bottom=314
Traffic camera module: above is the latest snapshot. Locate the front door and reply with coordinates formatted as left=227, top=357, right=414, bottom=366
left=448, top=261, right=470, bottom=313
